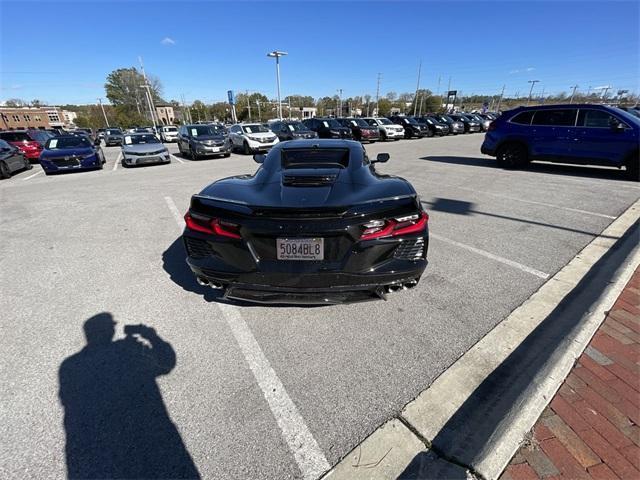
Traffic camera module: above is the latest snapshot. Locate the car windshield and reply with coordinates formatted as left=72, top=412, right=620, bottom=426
left=242, top=124, right=269, bottom=134
left=613, top=107, right=640, bottom=124
left=106, top=129, right=122, bottom=135
left=0, top=132, right=30, bottom=142
left=377, top=118, right=393, bottom=125
left=282, top=148, right=350, bottom=169
left=438, top=115, right=453, bottom=123
left=163, top=126, right=178, bottom=132
left=45, top=136, right=92, bottom=149
left=348, top=118, right=369, bottom=127
left=124, top=134, right=160, bottom=145
left=286, top=122, right=307, bottom=132
left=321, top=119, right=342, bottom=128
left=403, top=117, right=418, bottom=124
left=189, top=125, right=221, bottom=136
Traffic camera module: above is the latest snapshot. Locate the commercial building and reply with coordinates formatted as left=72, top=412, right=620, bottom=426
left=0, top=106, right=77, bottom=130
left=155, top=105, right=175, bottom=125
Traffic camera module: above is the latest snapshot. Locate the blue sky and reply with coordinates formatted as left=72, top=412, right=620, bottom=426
left=1, top=1, right=638, bottom=105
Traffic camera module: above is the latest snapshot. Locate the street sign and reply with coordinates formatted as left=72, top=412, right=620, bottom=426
left=227, top=90, right=235, bottom=105
left=448, top=90, right=457, bottom=96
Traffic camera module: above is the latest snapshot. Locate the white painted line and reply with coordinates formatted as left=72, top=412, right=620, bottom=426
left=425, top=182, right=616, bottom=219
left=112, top=152, right=121, bottom=171
left=164, top=196, right=184, bottom=226
left=218, top=303, right=330, bottom=480
left=431, top=233, right=550, bottom=279
left=170, top=154, right=184, bottom=164
left=165, top=199, right=329, bottom=479
left=22, top=170, right=43, bottom=181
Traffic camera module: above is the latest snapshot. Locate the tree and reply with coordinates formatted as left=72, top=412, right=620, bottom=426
left=105, top=67, right=164, bottom=111
left=31, top=99, right=45, bottom=107
left=234, top=92, right=270, bottom=121
left=385, top=92, right=397, bottom=101
left=5, top=98, right=26, bottom=107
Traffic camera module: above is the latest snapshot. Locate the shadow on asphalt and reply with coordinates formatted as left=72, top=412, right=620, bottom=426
left=421, top=156, right=631, bottom=181
left=58, top=313, right=200, bottom=479
left=422, top=197, right=619, bottom=239
left=398, top=220, right=639, bottom=478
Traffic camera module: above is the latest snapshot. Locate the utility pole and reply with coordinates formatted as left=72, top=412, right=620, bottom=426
left=413, top=59, right=422, bottom=116
left=540, top=86, right=546, bottom=104
left=496, top=85, right=506, bottom=113
left=97, top=98, right=109, bottom=127
left=256, top=100, right=261, bottom=122
left=527, top=79, right=539, bottom=106
left=140, top=85, right=157, bottom=131
left=436, top=75, right=441, bottom=97
left=419, top=93, right=425, bottom=116
left=375, top=73, right=381, bottom=116
left=246, top=90, right=251, bottom=122
left=337, top=88, right=342, bottom=117
left=139, top=56, right=158, bottom=127
left=569, top=85, right=579, bottom=104
left=601, top=86, right=611, bottom=101
left=267, top=51, right=287, bottom=120
left=288, top=97, right=291, bottom=120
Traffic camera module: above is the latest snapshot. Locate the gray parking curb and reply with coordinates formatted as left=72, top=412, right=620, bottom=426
left=322, top=198, right=640, bottom=480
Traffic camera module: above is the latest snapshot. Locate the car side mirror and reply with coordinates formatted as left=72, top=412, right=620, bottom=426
left=253, top=153, right=266, bottom=164
left=373, top=153, right=390, bottom=163
left=610, top=120, right=625, bottom=131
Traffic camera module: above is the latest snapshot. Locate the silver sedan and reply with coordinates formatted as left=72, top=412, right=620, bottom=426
left=121, top=133, right=170, bottom=167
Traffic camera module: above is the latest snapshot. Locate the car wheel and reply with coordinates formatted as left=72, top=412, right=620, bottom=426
left=497, top=143, right=528, bottom=169
left=0, top=161, right=10, bottom=179
left=224, top=153, right=231, bottom=158
left=380, top=131, right=387, bottom=141
left=243, top=141, right=252, bottom=155
left=426, top=129, right=434, bottom=138
left=190, top=147, right=198, bottom=160
left=24, top=157, right=33, bottom=170
left=626, top=154, right=639, bottom=181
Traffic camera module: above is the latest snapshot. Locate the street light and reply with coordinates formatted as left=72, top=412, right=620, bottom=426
left=267, top=50, right=287, bottom=120
left=527, top=80, right=539, bottom=106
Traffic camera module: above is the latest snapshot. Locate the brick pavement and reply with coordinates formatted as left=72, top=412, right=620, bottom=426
left=501, top=268, right=640, bottom=480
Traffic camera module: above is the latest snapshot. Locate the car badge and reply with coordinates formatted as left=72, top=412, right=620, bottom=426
left=64, top=156, right=69, bottom=161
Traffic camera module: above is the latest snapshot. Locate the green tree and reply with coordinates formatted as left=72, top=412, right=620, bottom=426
left=5, top=98, right=25, bottom=107
left=104, top=67, right=164, bottom=111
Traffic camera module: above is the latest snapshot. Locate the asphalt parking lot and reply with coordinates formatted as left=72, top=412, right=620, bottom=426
left=2, top=134, right=639, bottom=479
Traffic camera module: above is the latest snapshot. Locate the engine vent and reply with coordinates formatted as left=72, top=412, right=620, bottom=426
left=282, top=174, right=338, bottom=187
left=394, top=237, right=425, bottom=261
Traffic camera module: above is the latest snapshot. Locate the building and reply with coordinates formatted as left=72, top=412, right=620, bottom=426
left=155, top=105, right=175, bottom=125
left=0, top=106, right=77, bottom=130
left=299, top=107, right=317, bottom=119
left=0, top=107, right=51, bottom=130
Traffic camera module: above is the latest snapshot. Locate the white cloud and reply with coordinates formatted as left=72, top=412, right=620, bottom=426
left=509, top=67, right=536, bottom=74
left=161, top=37, right=176, bottom=46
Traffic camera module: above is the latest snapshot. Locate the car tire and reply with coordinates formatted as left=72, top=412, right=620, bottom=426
left=626, top=154, right=639, bottom=182
left=426, top=129, right=434, bottom=138
left=243, top=141, right=252, bottom=155
left=497, top=143, right=528, bottom=169
left=380, top=131, right=387, bottom=141
left=190, top=147, right=198, bottom=160
left=0, top=161, right=10, bottom=179
left=24, top=157, right=33, bottom=170
left=224, top=153, right=231, bottom=158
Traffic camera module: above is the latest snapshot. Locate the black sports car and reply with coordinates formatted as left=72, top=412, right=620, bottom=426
left=182, top=139, right=429, bottom=304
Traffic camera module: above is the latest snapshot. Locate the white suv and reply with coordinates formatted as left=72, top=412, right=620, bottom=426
left=362, top=117, right=405, bottom=141
left=160, top=125, right=178, bottom=142
left=228, top=123, right=279, bottom=154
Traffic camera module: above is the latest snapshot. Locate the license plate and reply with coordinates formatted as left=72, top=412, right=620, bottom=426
left=277, top=238, right=324, bottom=261
left=208, top=147, right=220, bottom=152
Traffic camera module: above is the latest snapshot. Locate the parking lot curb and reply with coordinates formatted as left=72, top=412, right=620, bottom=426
left=322, top=199, right=640, bottom=480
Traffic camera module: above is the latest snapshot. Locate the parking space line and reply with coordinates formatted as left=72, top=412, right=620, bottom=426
left=164, top=196, right=329, bottom=480
left=112, top=153, right=121, bottom=171
left=170, top=154, right=184, bottom=164
left=431, top=233, right=550, bottom=279
left=424, top=182, right=617, bottom=219
left=164, top=196, right=184, bottom=226
left=22, top=170, right=43, bottom=181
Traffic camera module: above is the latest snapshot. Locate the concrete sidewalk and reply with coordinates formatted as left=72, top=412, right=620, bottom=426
left=501, top=268, right=640, bottom=480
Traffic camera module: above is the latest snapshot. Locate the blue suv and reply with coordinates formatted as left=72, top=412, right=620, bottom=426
left=481, top=104, right=639, bottom=180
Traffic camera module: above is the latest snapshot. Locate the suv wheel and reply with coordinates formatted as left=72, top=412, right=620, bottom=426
left=626, top=154, right=639, bottom=181
left=425, top=129, right=434, bottom=138
left=243, top=141, right=252, bottom=155
left=24, top=157, right=33, bottom=170
left=380, top=131, right=387, bottom=141
left=190, top=147, right=198, bottom=160
left=497, top=143, right=528, bottom=169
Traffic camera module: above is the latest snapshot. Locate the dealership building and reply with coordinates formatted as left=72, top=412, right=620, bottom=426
left=0, top=106, right=76, bottom=130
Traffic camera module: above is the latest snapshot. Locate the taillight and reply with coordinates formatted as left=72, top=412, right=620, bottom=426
left=360, top=212, right=428, bottom=240
left=487, top=122, right=497, bottom=132
left=184, top=213, right=241, bottom=239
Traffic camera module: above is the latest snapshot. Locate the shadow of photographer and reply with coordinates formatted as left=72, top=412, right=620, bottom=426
left=59, top=313, right=200, bottom=479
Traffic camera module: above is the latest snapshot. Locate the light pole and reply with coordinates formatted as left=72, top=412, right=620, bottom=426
left=569, top=85, right=579, bottom=104
left=140, top=85, right=157, bottom=131
left=527, top=80, right=539, bottom=106
left=267, top=50, right=287, bottom=120
left=97, top=98, right=109, bottom=127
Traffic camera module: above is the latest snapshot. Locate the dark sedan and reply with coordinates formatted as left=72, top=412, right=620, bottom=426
left=182, top=140, right=429, bottom=304
left=0, top=139, right=32, bottom=179
left=270, top=120, right=318, bottom=141
left=302, top=117, right=353, bottom=139
left=337, top=118, right=380, bottom=143
left=39, top=135, right=105, bottom=175
left=449, top=113, right=482, bottom=133
left=418, top=116, right=450, bottom=136
left=433, top=114, right=465, bottom=134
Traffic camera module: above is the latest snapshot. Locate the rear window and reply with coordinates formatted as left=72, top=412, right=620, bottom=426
left=0, top=131, right=30, bottom=142
left=510, top=111, right=535, bottom=125
left=531, top=109, right=577, bottom=126
left=282, top=148, right=350, bottom=169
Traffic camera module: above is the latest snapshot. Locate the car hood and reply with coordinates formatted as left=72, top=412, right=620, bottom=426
left=123, top=143, right=167, bottom=153
left=245, top=132, right=277, bottom=139
left=41, top=147, right=94, bottom=157
left=192, top=134, right=224, bottom=141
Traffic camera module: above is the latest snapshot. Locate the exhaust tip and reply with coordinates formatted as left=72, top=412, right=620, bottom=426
left=196, top=277, right=209, bottom=286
